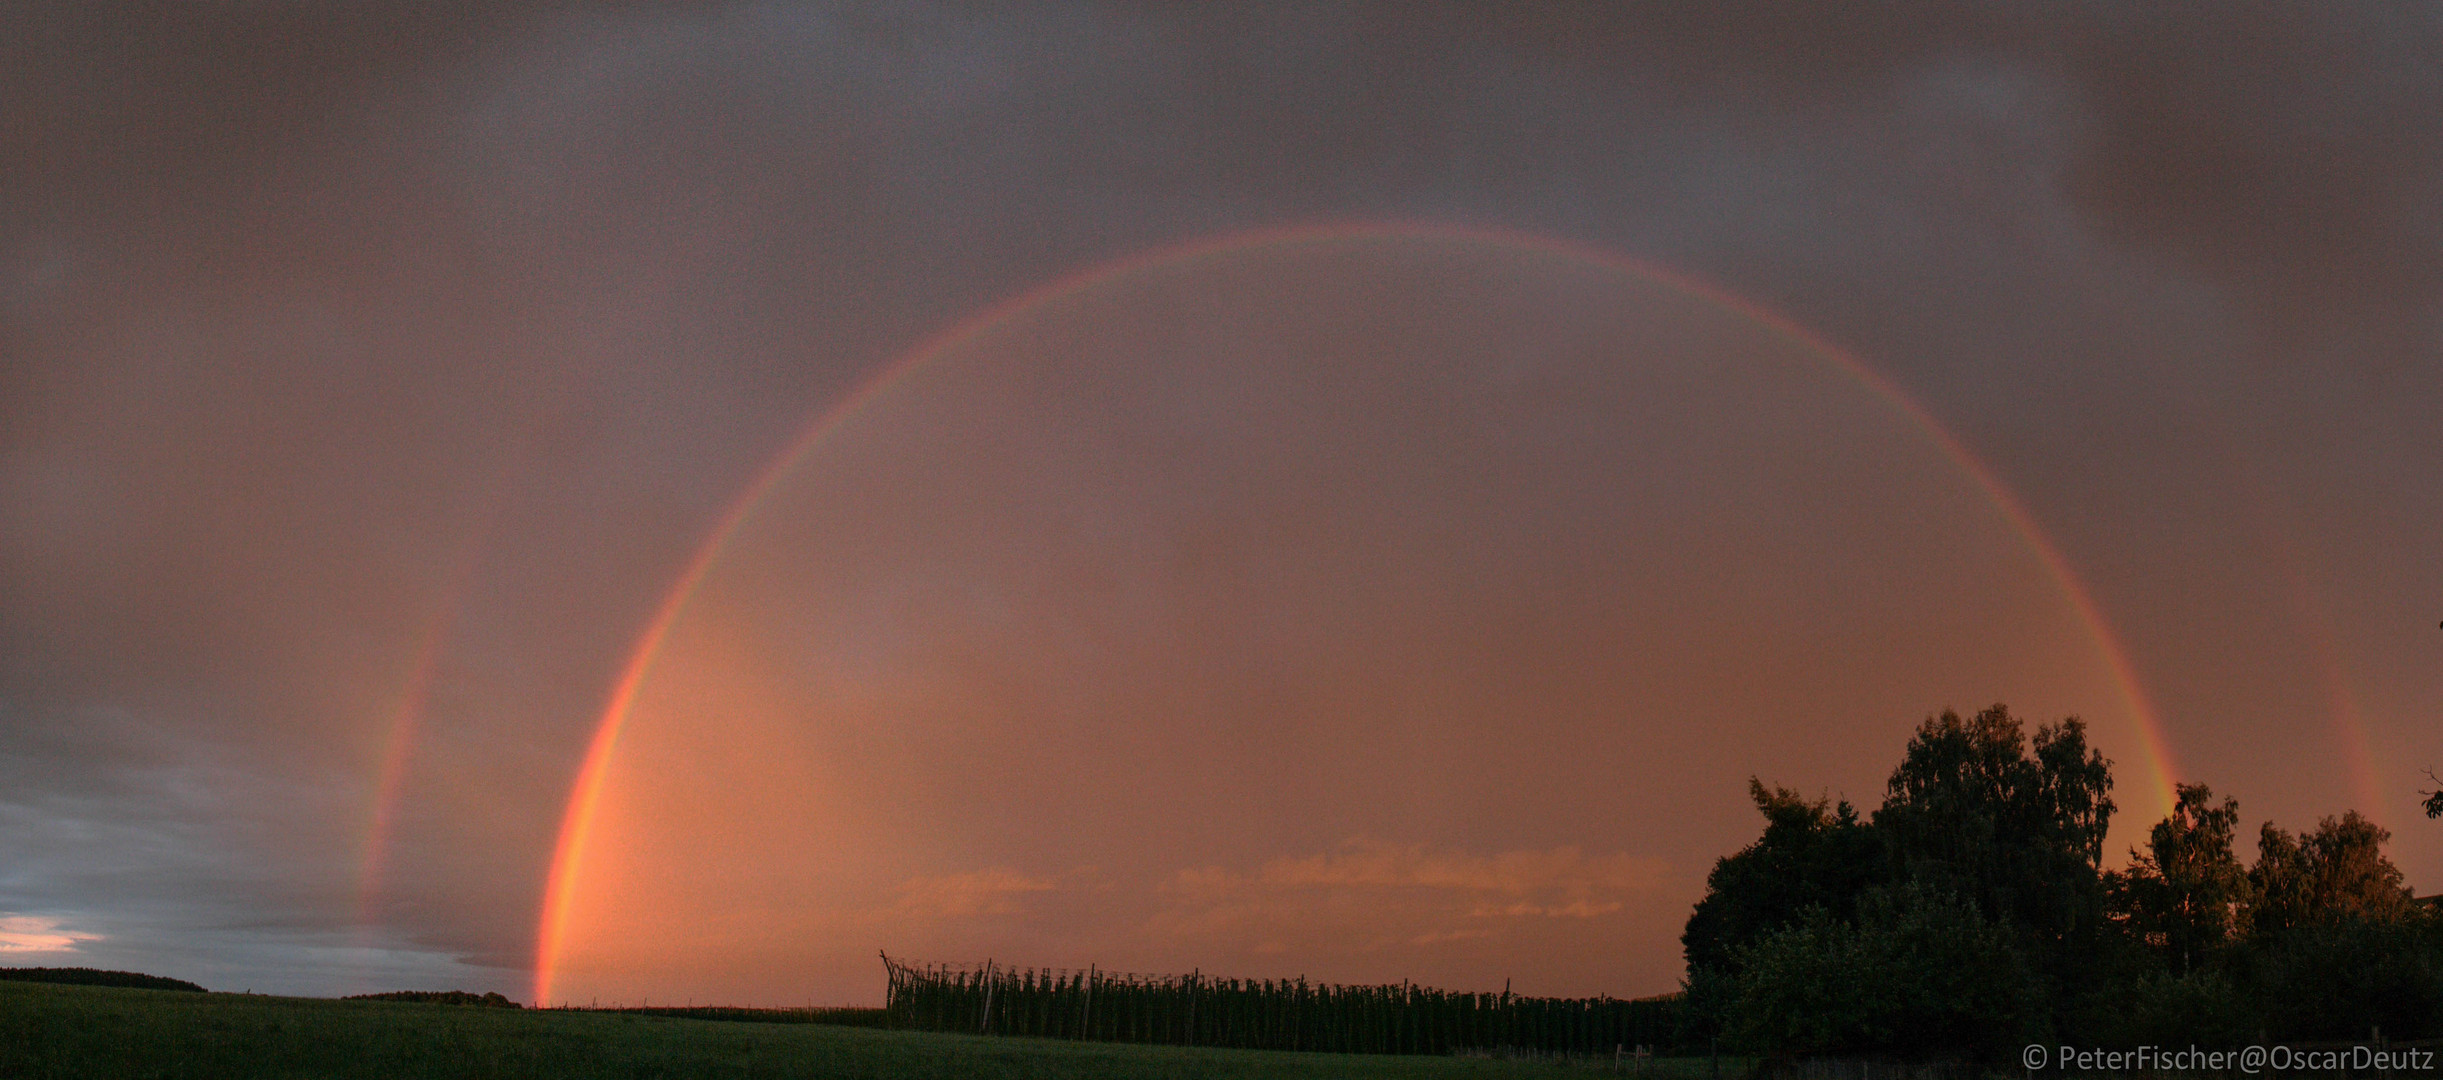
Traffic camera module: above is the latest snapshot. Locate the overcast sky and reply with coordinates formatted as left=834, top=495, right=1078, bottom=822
left=3, top=2, right=2438, bottom=1006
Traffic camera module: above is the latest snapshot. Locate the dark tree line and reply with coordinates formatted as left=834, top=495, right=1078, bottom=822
left=343, top=990, right=522, bottom=1008
left=1684, top=705, right=2438, bottom=1063
left=0, top=967, right=204, bottom=993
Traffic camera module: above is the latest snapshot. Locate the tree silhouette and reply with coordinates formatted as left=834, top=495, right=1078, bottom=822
left=1873, top=705, right=2115, bottom=946
left=1686, top=703, right=2443, bottom=1054
left=2104, top=783, right=2248, bottom=974
left=1684, top=705, right=2117, bottom=1053
left=2247, top=811, right=2414, bottom=933
left=1682, top=781, right=1883, bottom=981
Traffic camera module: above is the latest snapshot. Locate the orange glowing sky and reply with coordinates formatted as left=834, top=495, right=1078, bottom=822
left=4, top=6, right=2438, bottom=1006
left=535, top=230, right=2162, bottom=1006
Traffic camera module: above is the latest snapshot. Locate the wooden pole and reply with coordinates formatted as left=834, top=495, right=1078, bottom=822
left=979, top=960, right=995, bottom=1035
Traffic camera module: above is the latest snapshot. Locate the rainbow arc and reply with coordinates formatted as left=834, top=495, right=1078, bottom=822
left=527, top=221, right=2179, bottom=1007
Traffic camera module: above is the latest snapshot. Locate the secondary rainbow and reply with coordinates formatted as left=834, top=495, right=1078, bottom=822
left=530, top=220, right=2180, bottom=1006
left=356, top=453, right=530, bottom=931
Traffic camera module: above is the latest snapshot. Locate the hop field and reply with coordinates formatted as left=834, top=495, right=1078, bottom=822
left=881, top=955, right=1690, bottom=1057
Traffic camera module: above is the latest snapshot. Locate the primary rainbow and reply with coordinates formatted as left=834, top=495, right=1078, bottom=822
left=529, top=220, right=2180, bottom=1007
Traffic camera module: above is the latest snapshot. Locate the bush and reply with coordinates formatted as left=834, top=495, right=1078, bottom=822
left=1726, top=880, right=2038, bottom=1062
left=2244, top=916, right=2443, bottom=1040
left=2070, top=969, right=2253, bottom=1047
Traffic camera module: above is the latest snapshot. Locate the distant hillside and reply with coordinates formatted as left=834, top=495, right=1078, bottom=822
left=344, top=990, right=522, bottom=1008
left=0, top=967, right=205, bottom=992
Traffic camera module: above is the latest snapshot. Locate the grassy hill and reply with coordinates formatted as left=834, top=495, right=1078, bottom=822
left=0, top=978, right=1739, bottom=1079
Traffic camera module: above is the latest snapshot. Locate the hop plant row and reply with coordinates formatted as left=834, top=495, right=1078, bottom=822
left=879, top=954, right=1686, bottom=1056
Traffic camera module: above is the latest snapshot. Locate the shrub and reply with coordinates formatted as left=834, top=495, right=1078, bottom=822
left=1726, top=879, right=2038, bottom=1062
left=2070, top=969, right=2254, bottom=1047
left=2244, top=916, right=2443, bottom=1040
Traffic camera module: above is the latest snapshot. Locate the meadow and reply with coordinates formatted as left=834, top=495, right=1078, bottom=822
left=0, top=979, right=1740, bottom=1080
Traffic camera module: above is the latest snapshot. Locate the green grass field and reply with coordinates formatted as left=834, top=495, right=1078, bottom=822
left=0, top=979, right=1743, bottom=1079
